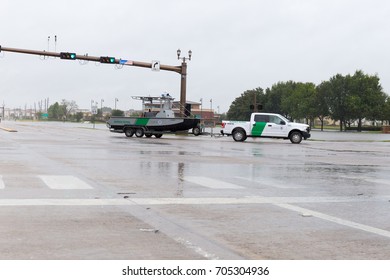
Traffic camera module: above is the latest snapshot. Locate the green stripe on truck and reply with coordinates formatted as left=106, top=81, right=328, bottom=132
left=251, top=122, right=266, bottom=136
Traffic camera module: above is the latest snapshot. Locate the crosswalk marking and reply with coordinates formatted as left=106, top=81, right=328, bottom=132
left=37, top=175, right=93, bottom=190
left=235, top=176, right=305, bottom=189
left=1, top=196, right=390, bottom=239
left=184, top=176, right=245, bottom=189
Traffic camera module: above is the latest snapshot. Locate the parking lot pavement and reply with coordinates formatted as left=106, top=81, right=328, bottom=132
left=1, top=121, right=390, bottom=259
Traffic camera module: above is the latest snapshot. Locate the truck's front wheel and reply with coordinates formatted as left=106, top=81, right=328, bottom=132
left=232, top=129, right=247, bottom=142
left=289, top=131, right=303, bottom=144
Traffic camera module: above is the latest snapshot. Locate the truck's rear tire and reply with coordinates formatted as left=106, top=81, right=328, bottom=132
left=232, top=128, right=247, bottom=142
left=135, top=128, right=145, bottom=138
left=289, top=131, right=303, bottom=144
left=155, top=134, right=163, bottom=138
left=124, top=128, right=134, bottom=137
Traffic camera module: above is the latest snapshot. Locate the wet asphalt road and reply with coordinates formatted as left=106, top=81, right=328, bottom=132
left=1, top=121, right=390, bottom=259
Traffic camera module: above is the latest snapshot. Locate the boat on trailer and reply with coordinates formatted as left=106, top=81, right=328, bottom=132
left=106, top=94, right=201, bottom=138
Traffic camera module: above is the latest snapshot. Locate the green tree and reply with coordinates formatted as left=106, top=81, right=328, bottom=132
left=315, top=81, right=331, bottom=130
left=264, top=81, right=296, bottom=118
left=226, top=88, right=265, bottom=120
left=325, top=74, right=349, bottom=131
left=74, top=112, right=84, bottom=122
left=111, top=109, right=125, bottom=117
left=48, top=102, right=64, bottom=120
left=281, top=82, right=316, bottom=123
left=382, top=97, right=390, bottom=124
left=347, top=71, right=385, bottom=131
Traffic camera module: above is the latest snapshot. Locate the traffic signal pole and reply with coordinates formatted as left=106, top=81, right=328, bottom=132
left=0, top=45, right=188, bottom=117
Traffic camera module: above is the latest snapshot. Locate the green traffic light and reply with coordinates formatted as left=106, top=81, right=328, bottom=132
left=100, top=56, right=115, bottom=64
left=60, top=52, right=76, bottom=60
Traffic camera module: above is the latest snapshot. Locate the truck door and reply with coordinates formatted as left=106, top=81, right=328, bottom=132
left=263, top=115, right=288, bottom=137
left=251, top=114, right=269, bottom=136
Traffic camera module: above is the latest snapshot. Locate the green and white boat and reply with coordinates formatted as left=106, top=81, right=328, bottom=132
left=106, top=95, right=201, bottom=138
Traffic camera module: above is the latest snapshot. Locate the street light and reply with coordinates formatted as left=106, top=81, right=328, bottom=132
left=177, top=49, right=192, bottom=117
left=177, top=49, right=192, bottom=62
left=115, top=98, right=118, bottom=110
left=101, top=99, right=104, bottom=116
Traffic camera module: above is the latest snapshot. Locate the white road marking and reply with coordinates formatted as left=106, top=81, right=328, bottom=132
left=1, top=195, right=390, bottom=238
left=235, top=176, right=305, bottom=189
left=0, top=175, right=4, bottom=189
left=2, top=196, right=389, bottom=206
left=275, top=203, right=390, bottom=239
left=364, top=178, right=390, bottom=185
left=2, top=174, right=390, bottom=239
left=184, top=176, right=245, bottom=189
left=38, top=175, right=93, bottom=190
left=0, top=199, right=131, bottom=206
left=129, top=196, right=390, bottom=205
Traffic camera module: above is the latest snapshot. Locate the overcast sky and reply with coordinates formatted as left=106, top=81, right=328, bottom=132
left=1, top=0, right=390, bottom=113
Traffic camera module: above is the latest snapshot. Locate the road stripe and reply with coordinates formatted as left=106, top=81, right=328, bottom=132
left=2, top=196, right=389, bottom=206
left=0, top=175, right=4, bottom=189
left=364, top=178, right=390, bottom=186
left=184, top=176, right=245, bottom=189
left=236, top=176, right=305, bottom=189
left=275, top=203, right=390, bottom=239
left=1, top=196, right=390, bottom=238
left=0, top=199, right=130, bottom=206
left=38, top=175, right=93, bottom=190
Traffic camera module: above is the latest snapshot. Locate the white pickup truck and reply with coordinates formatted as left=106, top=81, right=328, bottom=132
left=221, top=113, right=311, bottom=144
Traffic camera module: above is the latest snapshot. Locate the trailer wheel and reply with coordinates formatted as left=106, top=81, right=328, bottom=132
left=192, top=126, right=201, bottom=136
left=232, top=128, right=247, bottom=142
left=124, top=128, right=134, bottom=137
left=155, top=134, right=163, bottom=138
left=135, top=128, right=144, bottom=138
left=145, top=133, right=152, bottom=138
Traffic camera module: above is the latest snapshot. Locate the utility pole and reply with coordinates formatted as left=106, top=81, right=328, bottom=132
left=0, top=45, right=191, bottom=118
left=177, top=49, right=192, bottom=117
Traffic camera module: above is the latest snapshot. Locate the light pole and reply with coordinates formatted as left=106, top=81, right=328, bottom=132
left=199, top=98, right=203, bottom=119
left=101, top=99, right=104, bottom=117
left=115, top=98, right=118, bottom=110
left=177, top=49, right=192, bottom=117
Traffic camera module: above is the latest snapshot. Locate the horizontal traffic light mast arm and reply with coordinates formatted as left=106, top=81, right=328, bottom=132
left=0, top=46, right=182, bottom=74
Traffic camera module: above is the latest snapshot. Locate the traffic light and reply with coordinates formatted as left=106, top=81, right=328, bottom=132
left=60, top=52, right=76, bottom=60
left=100, top=56, right=116, bottom=64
